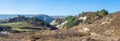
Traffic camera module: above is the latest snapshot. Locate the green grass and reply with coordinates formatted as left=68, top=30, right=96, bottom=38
left=0, top=22, right=33, bottom=27
left=0, top=22, right=34, bottom=31
left=11, top=27, right=28, bottom=31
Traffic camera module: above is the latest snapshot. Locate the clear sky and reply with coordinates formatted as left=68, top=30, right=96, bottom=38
left=0, top=0, right=120, bottom=16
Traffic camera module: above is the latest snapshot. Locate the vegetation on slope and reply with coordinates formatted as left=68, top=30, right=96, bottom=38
left=0, top=15, right=57, bottom=32
left=64, top=16, right=81, bottom=28
left=62, top=9, right=109, bottom=28
left=1, top=9, right=119, bottom=41
left=0, top=22, right=34, bottom=31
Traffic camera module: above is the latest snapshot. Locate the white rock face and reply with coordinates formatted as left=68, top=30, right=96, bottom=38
left=56, top=25, right=60, bottom=28
left=79, top=27, right=90, bottom=32
left=50, top=20, right=57, bottom=25
left=79, top=16, right=87, bottom=21
left=61, top=21, right=68, bottom=26
left=83, top=28, right=90, bottom=32
left=56, top=21, right=68, bottom=29
left=90, top=32, right=99, bottom=37
left=101, top=21, right=107, bottom=24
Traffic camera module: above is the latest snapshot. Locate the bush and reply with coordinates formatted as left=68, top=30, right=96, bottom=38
left=98, top=9, right=108, bottom=17
left=28, top=17, right=42, bottom=22
left=65, top=16, right=74, bottom=21
left=64, top=19, right=81, bottom=28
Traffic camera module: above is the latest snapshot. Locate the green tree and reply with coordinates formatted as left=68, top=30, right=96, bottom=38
left=65, top=16, right=74, bottom=21
left=98, top=9, right=108, bottom=17
left=64, top=19, right=81, bottom=28
left=73, top=20, right=81, bottom=25
left=29, top=17, right=42, bottom=22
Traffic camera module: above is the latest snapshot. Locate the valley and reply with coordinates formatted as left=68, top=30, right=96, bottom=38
left=0, top=9, right=120, bottom=41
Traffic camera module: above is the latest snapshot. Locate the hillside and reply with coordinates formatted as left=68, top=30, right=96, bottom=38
left=72, top=11, right=120, bottom=41
left=54, top=9, right=108, bottom=29
left=0, top=15, right=58, bottom=32
left=0, top=22, right=57, bottom=32
left=48, top=10, right=120, bottom=41
left=90, top=12, right=120, bottom=37
left=0, top=10, right=120, bottom=41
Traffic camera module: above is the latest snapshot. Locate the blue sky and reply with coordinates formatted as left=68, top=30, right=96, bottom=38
left=0, top=0, right=120, bottom=16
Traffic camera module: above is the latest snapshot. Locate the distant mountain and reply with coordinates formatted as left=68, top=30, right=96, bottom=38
left=52, top=16, right=68, bottom=19
left=0, top=14, right=36, bottom=20
left=0, top=14, right=68, bottom=24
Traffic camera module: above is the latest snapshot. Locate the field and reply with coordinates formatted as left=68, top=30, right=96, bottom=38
left=0, top=22, right=35, bottom=31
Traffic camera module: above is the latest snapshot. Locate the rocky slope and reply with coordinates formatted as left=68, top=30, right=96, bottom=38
left=91, top=12, right=120, bottom=37
left=73, top=11, right=120, bottom=41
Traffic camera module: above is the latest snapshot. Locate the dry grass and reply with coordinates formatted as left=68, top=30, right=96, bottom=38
left=28, top=29, right=90, bottom=41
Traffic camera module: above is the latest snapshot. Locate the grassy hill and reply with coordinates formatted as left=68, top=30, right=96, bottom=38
left=0, top=21, right=57, bottom=32
left=0, top=15, right=58, bottom=32
left=71, top=11, right=120, bottom=41
left=0, top=22, right=33, bottom=31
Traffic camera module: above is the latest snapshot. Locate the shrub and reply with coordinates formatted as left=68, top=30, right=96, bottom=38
left=65, top=16, right=74, bottom=21
left=98, top=9, right=108, bottom=17
left=64, top=19, right=81, bottom=28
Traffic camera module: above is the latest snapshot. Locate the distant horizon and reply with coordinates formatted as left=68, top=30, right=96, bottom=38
left=0, top=10, right=118, bottom=16
left=0, top=14, right=72, bottom=16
